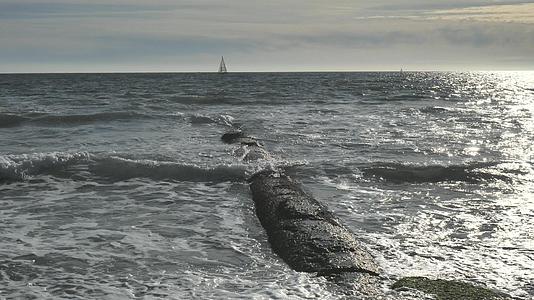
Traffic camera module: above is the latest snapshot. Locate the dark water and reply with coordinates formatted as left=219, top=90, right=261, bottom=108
left=1, top=72, right=533, bottom=299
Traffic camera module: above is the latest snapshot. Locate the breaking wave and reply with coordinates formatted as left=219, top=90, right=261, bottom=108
left=2, top=151, right=525, bottom=185
left=0, top=152, right=250, bottom=183
left=189, top=114, right=235, bottom=126
left=89, top=156, right=248, bottom=182
left=0, top=152, right=90, bottom=181
left=360, top=162, right=524, bottom=183
left=0, top=111, right=237, bottom=128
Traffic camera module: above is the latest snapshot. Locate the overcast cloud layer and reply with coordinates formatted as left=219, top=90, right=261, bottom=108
left=1, top=0, right=533, bottom=72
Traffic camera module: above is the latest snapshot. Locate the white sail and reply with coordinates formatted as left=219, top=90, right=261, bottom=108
left=218, top=56, right=227, bottom=73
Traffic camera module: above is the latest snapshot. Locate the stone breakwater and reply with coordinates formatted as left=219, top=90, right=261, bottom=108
left=221, top=131, right=512, bottom=299
left=249, top=170, right=379, bottom=276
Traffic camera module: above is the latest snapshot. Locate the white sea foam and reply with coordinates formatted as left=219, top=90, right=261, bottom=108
left=0, top=152, right=90, bottom=181
left=188, top=113, right=235, bottom=127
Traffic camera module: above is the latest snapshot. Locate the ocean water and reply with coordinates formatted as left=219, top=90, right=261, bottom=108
left=0, top=72, right=533, bottom=299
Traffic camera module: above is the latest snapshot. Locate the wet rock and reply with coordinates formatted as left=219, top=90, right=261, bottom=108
left=221, top=131, right=260, bottom=146
left=323, top=272, right=383, bottom=298
left=249, top=171, right=379, bottom=276
left=243, top=146, right=270, bottom=161
left=392, top=277, right=512, bottom=300
left=223, top=131, right=268, bottom=161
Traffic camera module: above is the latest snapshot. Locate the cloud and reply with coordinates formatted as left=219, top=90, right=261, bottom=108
left=0, top=2, right=173, bottom=19
left=350, top=2, right=534, bottom=24
left=1, top=0, right=534, bottom=72
left=371, top=0, right=532, bottom=12
left=424, top=3, right=534, bottom=24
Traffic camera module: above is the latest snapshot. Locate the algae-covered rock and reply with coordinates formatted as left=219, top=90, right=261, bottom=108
left=392, top=277, right=511, bottom=300
left=249, top=171, right=379, bottom=276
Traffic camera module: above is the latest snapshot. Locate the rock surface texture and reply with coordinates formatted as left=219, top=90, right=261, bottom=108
left=392, top=277, right=512, bottom=300
left=249, top=171, right=379, bottom=276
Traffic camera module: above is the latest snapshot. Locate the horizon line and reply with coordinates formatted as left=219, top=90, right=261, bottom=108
left=1, top=69, right=533, bottom=75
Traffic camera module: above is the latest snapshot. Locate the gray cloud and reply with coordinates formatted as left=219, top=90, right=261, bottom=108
left=1, top=0, right=533, bottom=72
left=370, top=0, right=532, bottom=12
left=423, top=3, right=534, bottom=24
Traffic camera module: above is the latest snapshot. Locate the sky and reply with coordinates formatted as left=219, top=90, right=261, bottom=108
left=1, top=0, right=534, bottom=72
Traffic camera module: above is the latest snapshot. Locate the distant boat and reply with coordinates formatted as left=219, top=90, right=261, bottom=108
left=218, top=56, right=227, bottom=74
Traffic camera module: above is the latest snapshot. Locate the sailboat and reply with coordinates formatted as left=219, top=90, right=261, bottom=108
left=218, top=56, right=227, bottom=74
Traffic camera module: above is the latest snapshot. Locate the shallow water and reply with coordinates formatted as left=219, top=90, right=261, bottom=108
left=1, top=72, right=533, bottom=299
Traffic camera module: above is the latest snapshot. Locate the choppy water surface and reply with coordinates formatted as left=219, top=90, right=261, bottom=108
left=1, top=72, right=533, bottom=299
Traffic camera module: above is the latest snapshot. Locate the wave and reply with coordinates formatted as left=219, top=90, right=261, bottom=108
left=0, top=111, right=236, bottom=128
left=169, top=95, right=242, bottom=105
left=385, top=93, right=427, bottom=101
left=32, top=112, right=153, bottom=125
left=0, top=111, right=153, bottom=128
left=360, top=162, right=519, bottom=183
left=0, top=152, right=251, bottom=183
left=419, top=106, right=452, bottom=114
left=188, top=114, right=234, bottom=127
left=168, top=95, right=295, bottom=106
left=89, top=156, right=248, bottom=182
left=0, top=113, right=29, bottom=128
left=0, top=152, right=90, bottom=181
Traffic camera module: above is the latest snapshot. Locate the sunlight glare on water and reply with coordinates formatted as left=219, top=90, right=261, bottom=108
left=0, top=71, right=533, bottom=299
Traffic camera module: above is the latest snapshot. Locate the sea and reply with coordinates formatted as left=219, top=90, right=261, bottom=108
left=0, top=72, right=533, bottom=299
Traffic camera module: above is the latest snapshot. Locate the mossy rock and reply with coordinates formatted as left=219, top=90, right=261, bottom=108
left=392, top=277, right=511, bottom=300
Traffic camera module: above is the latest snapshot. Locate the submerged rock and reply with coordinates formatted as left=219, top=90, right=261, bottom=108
left=222, top=131, right=269, bottom=161
left=392, top=277, right=511, bottom=300
left=221, top=131, right=245, bottom=144
left=249, top=171, right=379, bottom=276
